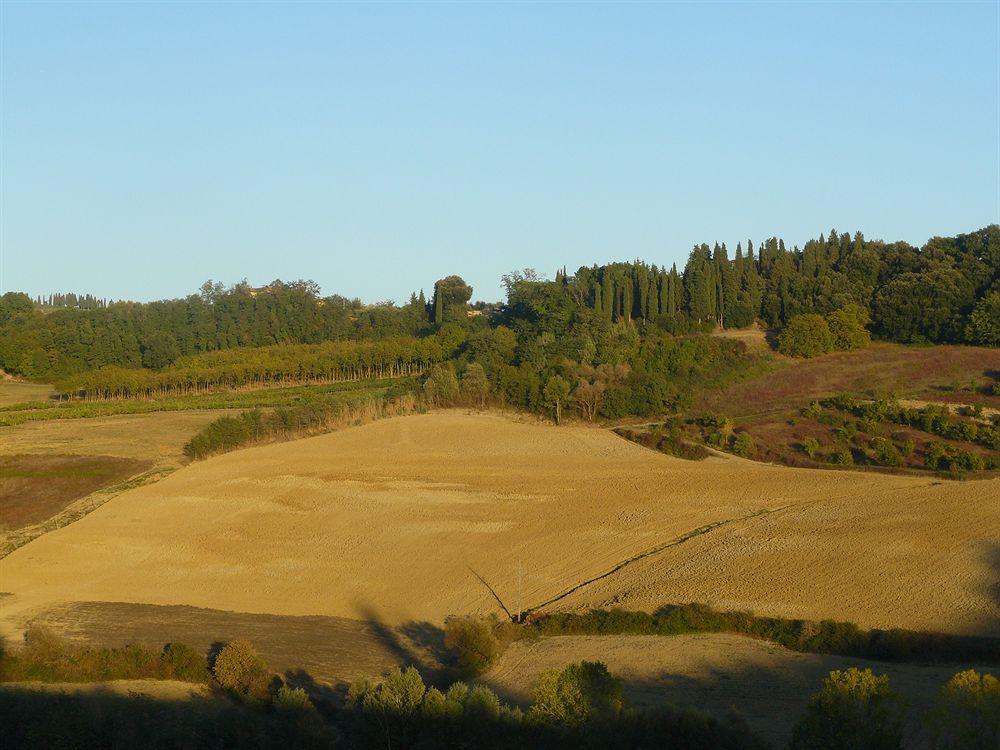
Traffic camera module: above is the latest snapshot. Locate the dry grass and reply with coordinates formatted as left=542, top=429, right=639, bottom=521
left=0, top=380, right=55, bottom=407
left=0, top=410, right=234, bottom=465
left=1, top=411, right=996, bottom=646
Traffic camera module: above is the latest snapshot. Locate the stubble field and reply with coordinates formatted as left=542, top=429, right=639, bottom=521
left=2, top=411, right=997, bottom=644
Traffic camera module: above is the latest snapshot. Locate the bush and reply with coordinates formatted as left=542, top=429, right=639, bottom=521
left=801, top=437, right=821, bottom=459
left=927, top=669, right=1000, bottom=750
left=160, top=642, right=208, bottom=682
left=459, top=363, right=490, bottom=407
left=423, top=363, right=460, bottom=406
left=444, top=616, right=501, bottom=677
left=788, top=668, right=905, bottom=750
left=778, top=314, right=835, bottom=358
left=527, top=661, right=623, bottom=727
left=731, top=432, right=755, bottom=458
left=211, top=640, right=273, bottom=705
left=870, top=437, right=904, bottom=467
left=826, top=447, right=854, bottom=465
left=827, top=304, right=872, bottom=350
left=274, top=684, right=316, bottom=714
left=965, top=291, right=1000, bottom=347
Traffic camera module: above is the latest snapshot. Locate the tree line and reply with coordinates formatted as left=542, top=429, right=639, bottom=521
left=0, top=225, right=995, bottom=385
left=552, top=224, right=998, bottom=343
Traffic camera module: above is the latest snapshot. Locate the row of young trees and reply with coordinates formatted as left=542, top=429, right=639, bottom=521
left=56, top=337, right=447, bottom=399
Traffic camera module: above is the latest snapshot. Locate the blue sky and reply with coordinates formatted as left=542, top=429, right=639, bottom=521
left=1, top=1, right=997, bottom=303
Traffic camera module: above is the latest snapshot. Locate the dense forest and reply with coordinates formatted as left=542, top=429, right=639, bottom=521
left=1, top=225, right=996, bottom=387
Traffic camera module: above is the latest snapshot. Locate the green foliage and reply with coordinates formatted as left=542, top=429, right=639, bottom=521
left=460, top=362, right=490, bottom=407
left=528, top=604, right=1000, bottom=664
left=788, top=668, right=905, bottom=750
left=211, top=640, right=274, bottom=705
left=927, top=669, right=1000, bottom=750
left=423, top=362, right=460, bottom=406
left=444, top=616, right=501, bottom=677
left=777, top=314, right=835, bottom=357
left=0, top=625, right=209, bottom=684
left=58, top=336, right=442, bottom=399
left=140, top=331, right=181, bottom=369
left=273, top=684, right=316, bottom=713
left=965, top=291, right=1000, bottom=346
left=870, top=437, right=904, bottom=467
left=731, top=431, right=755, bottom=458
left=826, top=303, right=872, bottom=350
left=801, top=437, right=821, bottom=459
left=161, top=642, right=209, bottom=682
left=528, top=661, right=623, bottom=727
left=431, top=275, right=474, bottom=324
left=874, top=264, right=973, bottom=344
left=183, top=392, right=416, bottom=459
left=543, top=375, right=571, bottom=424
left=616, top=426, right=710, bottom=461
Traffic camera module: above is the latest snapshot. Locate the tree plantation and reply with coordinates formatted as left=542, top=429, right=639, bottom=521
left=55, top=337, right=447, bottom=400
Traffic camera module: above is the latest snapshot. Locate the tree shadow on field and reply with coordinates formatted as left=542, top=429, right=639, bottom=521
left=352, top=601, right=447, bottom=683
left=283, top=667, right=343, bottom=708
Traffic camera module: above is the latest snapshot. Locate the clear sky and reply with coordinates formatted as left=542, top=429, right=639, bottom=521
left=1, top=1, right=998, bottom=304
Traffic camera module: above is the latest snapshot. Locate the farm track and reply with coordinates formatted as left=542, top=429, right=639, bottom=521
left=524, top=507, right=781, bottom=616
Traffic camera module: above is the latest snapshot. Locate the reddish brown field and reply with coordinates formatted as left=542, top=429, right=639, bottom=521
left=0, top=455, right=150, bottom=530
left=695, top=343, right=1000, bottom=420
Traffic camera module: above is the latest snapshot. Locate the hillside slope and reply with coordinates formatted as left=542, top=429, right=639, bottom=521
left=1, top=412, right=997, bottom=641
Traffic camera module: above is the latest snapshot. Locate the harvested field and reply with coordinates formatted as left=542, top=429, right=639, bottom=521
left=0, top=410, right=232, bottom=465
left=484, top=633, right=991, bottom=748
left=32, top=600, right=438, bottom=689
left=1, top=411, right=997, bottom=645
left=0, top=678, right=212, bottom=702
left=0, top=455, right=150, bottom=530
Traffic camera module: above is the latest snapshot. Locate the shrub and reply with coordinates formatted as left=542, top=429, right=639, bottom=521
left=826, top=447, right=854, bottom=466
left=788, top=667, right=905, bottom=750
left=443, top=616, right=500, bottom=677
left=927, top=669, right=1000, bottom=750
left=527, top=661, right=623, bottom=727
left=274, top=684, right=316, bottom=714
left=160, top=642, right=208, bottom=682
left=778, top=314, right=835, bottom=358
left=423, top=363, right=460, bottom=406
left=965, top=291, right=1000, bottom=347
left=731, top=432, right=755, bottom=458
left=827, top=304, right=872, bottom=350
left=801, top=437, right=821, bottom=459
left=211, top=640, right=273, bottom=705
left=801, top=401, right=823, bottom=419
left=22, top=624, right=64, bottom=663
left=459, top=363, right=490, bottom=407
left=870, top=437, right=904, bottom=467
left=350, top=666, right=426, bottom=717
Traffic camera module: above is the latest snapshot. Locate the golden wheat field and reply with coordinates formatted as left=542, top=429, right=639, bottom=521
left=1, top=411, right=997, bottom=643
